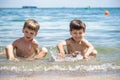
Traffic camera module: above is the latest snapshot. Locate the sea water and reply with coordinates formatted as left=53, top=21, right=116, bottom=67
left=0, top=8, right=120, bottom=77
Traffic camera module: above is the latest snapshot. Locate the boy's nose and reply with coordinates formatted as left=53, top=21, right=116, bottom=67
left=26, top=33, right=31, bottom=37
left=76, top=34, right=80, bottom=36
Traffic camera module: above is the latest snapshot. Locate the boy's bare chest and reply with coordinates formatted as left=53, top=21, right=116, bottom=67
left=17, top=41, right=34, bottom=52
left=68, top=42, right=86, bottom=51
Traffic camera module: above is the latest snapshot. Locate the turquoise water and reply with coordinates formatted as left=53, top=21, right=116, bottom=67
left=0, top=8, right=120, bottom=77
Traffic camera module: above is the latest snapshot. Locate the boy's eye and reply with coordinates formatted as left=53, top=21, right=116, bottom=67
left=73, top=32, right=82, bottom=35
left=73, top=32, right=77, bottom=34
left=25, top=31, right=28, bottom=33
left=30, top=32, right=34, bottom=35
left=79, top=32, right=82, bottom=34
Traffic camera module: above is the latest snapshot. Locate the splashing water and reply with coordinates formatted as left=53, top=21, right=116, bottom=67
left=50, top=51, right=83, bottom=62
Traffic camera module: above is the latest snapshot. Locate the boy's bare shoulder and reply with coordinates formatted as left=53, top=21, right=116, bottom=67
left=81, top=38, right=88, bottom=42
left=32, top=39, right=39, bottom=45
left=66, top=38, right=72, bottom=42
left=81, top=38, right=93, bottom=47
left=80, top=38, right=89, bottom=44
left=13, top=37, right=23, bottom=45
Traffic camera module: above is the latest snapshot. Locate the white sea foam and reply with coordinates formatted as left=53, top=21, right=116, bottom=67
left=43, top=63, right=120, bottom=71
left=0, top=63, right=120, bottom=72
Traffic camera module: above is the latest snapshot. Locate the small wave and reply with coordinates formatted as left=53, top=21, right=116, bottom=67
left=0, top=63, right=120, bottom=72
left=44, top=63, right=120, bottom=71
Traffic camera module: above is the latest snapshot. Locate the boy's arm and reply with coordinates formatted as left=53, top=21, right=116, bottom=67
left=5, top=43, right=19, bottom=61
left=57, top=40, right=67, bottom=58
left=26, top=40, right=39, bottom=60
left=82, top=39, right=94, bottom=59
left=32, top=40, right=40, bottom=55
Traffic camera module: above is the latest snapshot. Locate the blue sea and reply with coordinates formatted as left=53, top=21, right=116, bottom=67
left=0, top=8, right=120, bottom=77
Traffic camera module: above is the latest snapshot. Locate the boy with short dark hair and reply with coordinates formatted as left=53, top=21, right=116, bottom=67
left=57, top=19, right=97, bottom=59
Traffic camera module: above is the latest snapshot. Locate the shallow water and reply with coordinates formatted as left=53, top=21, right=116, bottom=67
left=0, top=8, right=120, bottom=77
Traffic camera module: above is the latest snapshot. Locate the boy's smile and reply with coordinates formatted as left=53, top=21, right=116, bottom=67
left=70, top=29, right=85, bottom=42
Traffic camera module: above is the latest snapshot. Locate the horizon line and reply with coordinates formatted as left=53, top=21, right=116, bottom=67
left=0, top=7, right=120, bottom=8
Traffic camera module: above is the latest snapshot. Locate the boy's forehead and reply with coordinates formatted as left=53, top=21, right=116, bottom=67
left=23, top=27, right=36, bottom=32
left=71, top=29, right=84, bottom=32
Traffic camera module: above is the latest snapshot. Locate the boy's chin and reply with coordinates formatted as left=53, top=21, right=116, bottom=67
left=24, top=38, right=32, bottom=41
left=74, top=40, right=81, bottom=42
left=73, top=38, right=82, bottom=42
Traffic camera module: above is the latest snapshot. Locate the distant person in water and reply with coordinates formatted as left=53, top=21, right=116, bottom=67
left=5, top=19, right=48, bottom=61
left=57, top=19, right=97, bottom=59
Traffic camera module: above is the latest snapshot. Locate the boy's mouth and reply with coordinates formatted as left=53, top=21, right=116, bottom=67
left=26, top=37, right=31, bottom=39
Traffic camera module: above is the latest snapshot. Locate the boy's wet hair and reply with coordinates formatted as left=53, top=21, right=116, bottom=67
left=70, top=19, right=86, bottom=32
left=23, top=19, right=40, bottom=32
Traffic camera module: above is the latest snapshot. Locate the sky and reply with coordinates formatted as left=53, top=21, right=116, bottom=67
left=0, top=0, right=120, bottom=8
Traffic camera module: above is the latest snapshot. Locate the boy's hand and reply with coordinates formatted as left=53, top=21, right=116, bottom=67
left=9, top=57, right=19, bottom=61
left=57, top=53, right=65, bottom=60
left=59, top=52, right=65, bottom=58
left=83, top=56, right=89, bottom=60
left=33, top=54, right=44, bottom=59
left=72, top=51, right=80, bottom=57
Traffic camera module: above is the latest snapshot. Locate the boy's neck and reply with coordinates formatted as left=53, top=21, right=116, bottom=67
left=23, top=37, right=33, bottom=42
left=71, top=37, right=82, bottom=43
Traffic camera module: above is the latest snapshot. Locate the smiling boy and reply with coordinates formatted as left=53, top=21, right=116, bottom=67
left=57, top=19, right=97, bottom=59
left=5, top=19, right=47, bottom=61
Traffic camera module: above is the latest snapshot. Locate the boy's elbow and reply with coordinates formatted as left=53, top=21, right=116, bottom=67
left=5, top=45, right=13, bottom=50
left=42, top=47, right=48, bottom=53
left=57, top=42, right=65, bottom=49
left=91, top=46, right=94, bottom=50
left=88, top=46, right=94, bottom=50
left=57, top=43, right=61, bottom=48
